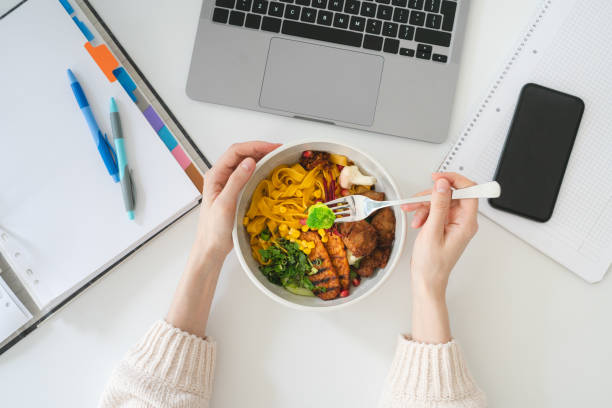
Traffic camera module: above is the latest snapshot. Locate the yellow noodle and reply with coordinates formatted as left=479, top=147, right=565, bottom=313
left=244, top=163, right=330, bottom=260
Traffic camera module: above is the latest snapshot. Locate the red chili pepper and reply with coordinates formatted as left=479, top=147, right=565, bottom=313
left=352, top=278, right=360, bottom=287
left=322, top=177, right=328, bottom=201
left=302, top=150, right=312, bottom=158
left=340, top=289, right=349, bottom=298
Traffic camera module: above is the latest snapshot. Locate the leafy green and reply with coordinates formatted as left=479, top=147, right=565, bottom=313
left=259, top=227, right=271, bottom=241
left=259, top=238, right=316, bottom=294
left=306, top=203, right=336, bottom=229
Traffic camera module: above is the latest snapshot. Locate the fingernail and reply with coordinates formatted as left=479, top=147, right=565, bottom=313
left=436, top=178, right=450, bottom=193
left=241, top=159, right=252, bottom=171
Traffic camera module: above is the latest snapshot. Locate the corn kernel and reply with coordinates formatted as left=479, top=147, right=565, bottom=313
left=321, top=235, right=328, bottom=243
left=318, top=229, right=326, bottom=237
left=289, top=228, right=300, bottom=239
left=307, top=241, right=315, bottom=249
left=303, top=247, right=312, bottom=255
left=301, top=225, right=309, bottom=232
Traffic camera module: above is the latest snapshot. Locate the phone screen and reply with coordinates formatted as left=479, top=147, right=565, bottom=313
left=489, top=83, right=584, bottom=222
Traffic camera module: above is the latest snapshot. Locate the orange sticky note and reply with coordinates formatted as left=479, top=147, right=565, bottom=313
left=84, top=42, right=119, bottom=82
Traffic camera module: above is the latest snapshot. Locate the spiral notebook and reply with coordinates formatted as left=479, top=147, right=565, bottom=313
left=0, top=0, right=210, bottom=353
left=440, top=0, right=612, bottom=283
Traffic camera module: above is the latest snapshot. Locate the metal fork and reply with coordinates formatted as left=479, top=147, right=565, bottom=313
left=325, top=181, right=501, bottom=223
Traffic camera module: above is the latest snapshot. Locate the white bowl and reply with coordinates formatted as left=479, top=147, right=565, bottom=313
left=232, top=140, right=406, bottom=311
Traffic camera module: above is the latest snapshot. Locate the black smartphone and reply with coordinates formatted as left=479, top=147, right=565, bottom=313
left=489, top=83, right=584, bottom=222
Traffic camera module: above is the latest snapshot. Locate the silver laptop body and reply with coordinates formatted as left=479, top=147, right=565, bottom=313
left=187, top=0, right=470, bottom=143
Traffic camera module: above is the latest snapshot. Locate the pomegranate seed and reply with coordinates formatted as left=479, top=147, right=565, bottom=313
left=341, top=189, right=350, bottom=196
left=302, top=150, right=312, bottom=158
left=340, top=289, right=349, bottom=298
left=352, top=278, right=360, bottom=287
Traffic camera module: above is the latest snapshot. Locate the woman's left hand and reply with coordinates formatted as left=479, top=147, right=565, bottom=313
left=193, top=141, right=281, bottom=259
left=167, top=141, right=280, bottom=338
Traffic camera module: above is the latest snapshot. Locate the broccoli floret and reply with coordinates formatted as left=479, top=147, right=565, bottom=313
left=306, top=203, right=336, bottom=229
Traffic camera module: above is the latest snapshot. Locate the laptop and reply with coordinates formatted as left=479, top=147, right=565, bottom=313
left=186, top=0, right=470, bottom=143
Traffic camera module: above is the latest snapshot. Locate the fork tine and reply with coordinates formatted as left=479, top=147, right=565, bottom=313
left=323, top=197, right=348, bottom=206
left=330, top=204, right=350, bottom=213
left=334, top=216, right=357, bottom=224
left=333, top=210, right=352, bottom=217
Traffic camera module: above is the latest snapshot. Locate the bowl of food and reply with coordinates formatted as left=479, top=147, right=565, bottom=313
left=233, top=140, right=406, bottom=310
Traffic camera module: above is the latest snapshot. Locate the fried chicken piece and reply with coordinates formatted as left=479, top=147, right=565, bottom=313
left=355, top=247, right=391, bottom=277
left=338, top=220, right=378, bottom=258
left=360, top=190, right=385, bottom=201
left=371, top=208, right=396, bottom=247
left=352, top=185, right=372, bottom=195
left=324, top=234, right=350, bottom=290
left=300, top=231, right=340, bottom=300
left=299, top=151, right=330, bottom=170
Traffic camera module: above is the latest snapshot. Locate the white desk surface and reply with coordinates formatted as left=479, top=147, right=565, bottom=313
left=1, top=1, right=610, bottom=406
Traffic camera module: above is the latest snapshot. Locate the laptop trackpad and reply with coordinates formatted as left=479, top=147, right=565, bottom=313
left=259, top=38, right=383, bottom=126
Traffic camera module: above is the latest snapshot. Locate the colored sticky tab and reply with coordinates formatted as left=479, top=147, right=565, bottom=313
left=59, top=0, right=74, bottom=14
left=84, top=42, right=119, bottom=82
left=143, top=106, right=164, bottom=132
left=133, top=88, right=149, bottom=112
left=72, top=17, right=94, bottom=41
left=112, top=67, right=137, bottom=102
left=171, top=145, right=191, bottom=170
left=157, top=126, right=178, bottom=151
left=185, top=163, right=204, bottom=193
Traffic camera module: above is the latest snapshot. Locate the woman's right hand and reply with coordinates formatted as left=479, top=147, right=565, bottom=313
left=402, top=172, right=479, bottom=343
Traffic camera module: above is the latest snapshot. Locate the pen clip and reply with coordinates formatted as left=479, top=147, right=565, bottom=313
left=101, top=133, right=117, bottom=166
left=127, top=167, right=136, bottom=204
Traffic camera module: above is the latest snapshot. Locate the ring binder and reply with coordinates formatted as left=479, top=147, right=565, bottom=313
left=0, top=0, right=211, bottom=354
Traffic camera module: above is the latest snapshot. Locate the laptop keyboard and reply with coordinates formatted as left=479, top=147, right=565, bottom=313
left=211, top=0, right=457, bottom=62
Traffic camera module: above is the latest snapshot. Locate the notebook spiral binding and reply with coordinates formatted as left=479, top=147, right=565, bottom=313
left=439, top=0, right=553, bottom=172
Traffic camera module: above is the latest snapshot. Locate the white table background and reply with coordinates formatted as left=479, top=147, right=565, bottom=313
left=1, top=0, right=611, bottom=406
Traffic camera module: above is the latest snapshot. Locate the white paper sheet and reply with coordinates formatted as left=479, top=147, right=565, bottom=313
left=440, top=0, right=612, bottom=282
left=0, top=0, right=201, bottom=307
left=0, top=276, right=32, bottom=343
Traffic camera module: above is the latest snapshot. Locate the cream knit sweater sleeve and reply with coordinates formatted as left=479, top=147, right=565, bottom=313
left=378, top=335, right=486, bottom=408
left=99, top=320, right=216, bottom=408
left=99, top=322, right=485, bottom=408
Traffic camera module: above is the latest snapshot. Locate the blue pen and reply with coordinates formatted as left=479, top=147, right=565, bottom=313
left=110, top=98, right=136, bottom=220
left=67, top=69, right=119, bottom=182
